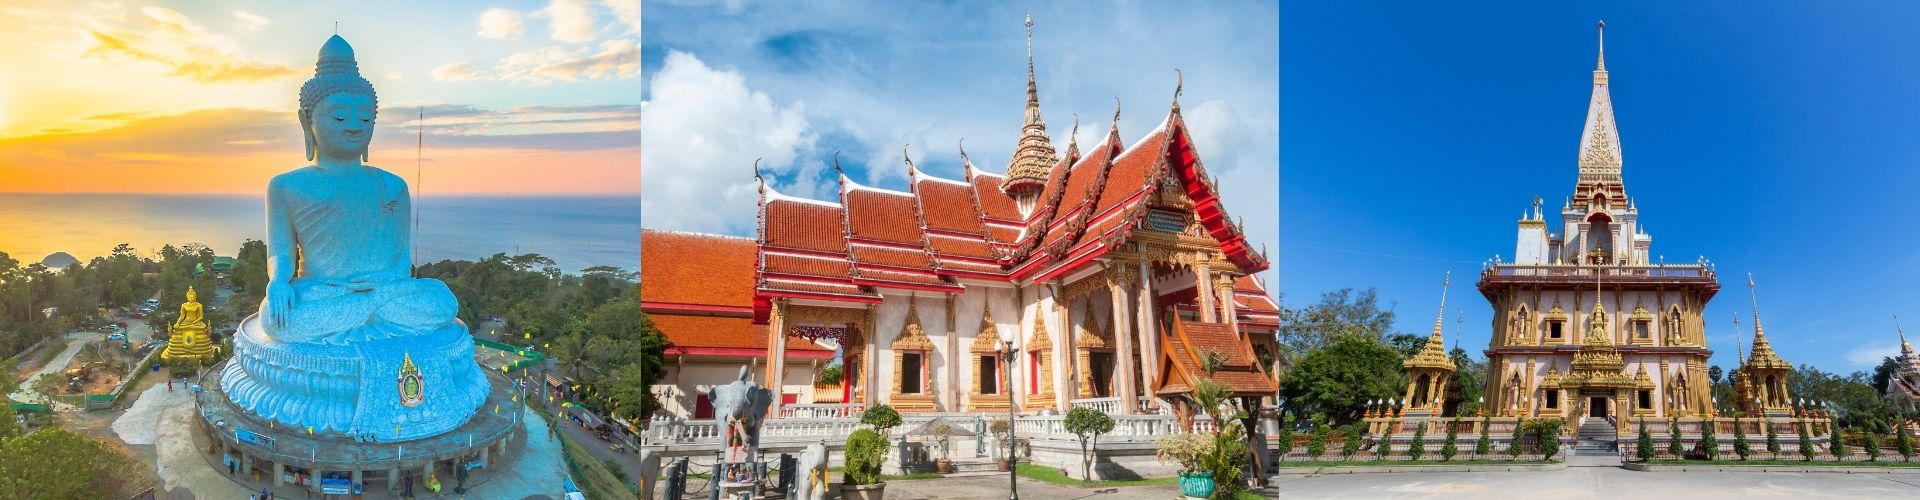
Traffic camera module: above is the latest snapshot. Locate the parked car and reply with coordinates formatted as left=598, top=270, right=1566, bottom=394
left=107, top=333, right=127, bottom=341
left=143, top=299, right=160, bottom=307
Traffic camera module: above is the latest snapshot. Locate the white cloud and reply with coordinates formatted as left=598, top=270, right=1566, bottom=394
left=601, top=0, right=640, bottom=36
left=1845, top=343, right=1899, bottom=367
left=538, top=0, right=598, bottom=43
left=494, top=39, right=639, bottom=84
left=82, top=7, right=299, bottom=83
left=641, top=51, right=817, bottom=235
left=431, top=62, right=480, bottom=81
left=477, top=8, right=526, bottom=39
left=233, top=10, right=269, bottom=31
left=1184, top=99, right=1280, bottom=289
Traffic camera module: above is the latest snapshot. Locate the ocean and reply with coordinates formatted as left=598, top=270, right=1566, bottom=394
left=0, top=194, right=639, bottom=273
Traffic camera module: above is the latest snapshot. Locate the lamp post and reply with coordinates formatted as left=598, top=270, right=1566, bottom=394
left=1001, top=338, right=1020, bottom=500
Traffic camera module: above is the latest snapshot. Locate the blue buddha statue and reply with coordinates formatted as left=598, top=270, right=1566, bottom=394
left=221, top=35, right=486, bottom=441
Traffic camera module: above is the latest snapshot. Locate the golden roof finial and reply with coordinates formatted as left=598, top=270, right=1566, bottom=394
left=1000, top=12, right=1058, bottom=195
left=1596, top=20, right=1607, bottom=71
left=1172, top=68, right=1184, bottom=112
left=753, top=158, right=765, bottom=195
left=832, top=150, right=845, bottom=179
left=1899, top=314, right=1914, bottom=355
left=1109, top=97, right=1122, bottom=137
left=1068, top=114, right=1079, bottom=150
left=1404, top=272, right=1456, bottom=371
left=903, top=143, right=916, bottom=177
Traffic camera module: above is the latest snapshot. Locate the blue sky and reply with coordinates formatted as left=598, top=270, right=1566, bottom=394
left=641, top=1, right=1278, bottom=292
left=1283, top=2, right=1920, bottom=373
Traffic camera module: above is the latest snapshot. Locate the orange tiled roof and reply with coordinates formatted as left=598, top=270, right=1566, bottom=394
left=1155, top=316, right=1277, bottom=397
left=764, top=200, right=851, bottom=254
left=970, top=173, right=1022, bottom=222
left=844, top=188, right=927, bottom=245
left=641, top=230, right=757, bottom=307
left=651, top=314, right=829, bottom=352
left=914, top=178, right=986, bottom=234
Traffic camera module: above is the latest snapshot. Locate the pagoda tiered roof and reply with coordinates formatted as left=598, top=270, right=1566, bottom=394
left=749, top=99, right=1269, bottom=308
left=641, top=230, right=833, bottom=358
left=1154, top=316, right=1277, bottom=397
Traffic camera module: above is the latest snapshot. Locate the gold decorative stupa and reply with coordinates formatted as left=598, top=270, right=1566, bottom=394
left=161, top=287, right=217, bottom=365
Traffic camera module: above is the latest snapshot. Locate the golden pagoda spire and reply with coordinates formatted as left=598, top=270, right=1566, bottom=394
left=1578, top=19, right=1623, bottom=182
left=1899, top=314, right=1914, bottom=356
left=1744, top=274, right=1790, bottom=370
left=1403, top=272, right=1456, bottom=371
left=999, top=12, right=1058, bottom=206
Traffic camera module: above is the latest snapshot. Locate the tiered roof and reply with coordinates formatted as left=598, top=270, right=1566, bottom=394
left=641, top=230, right=832, bottom=358
left=1154, top=316, right=1277, bottom=397
left=750, top=98, right=1268, bottom=307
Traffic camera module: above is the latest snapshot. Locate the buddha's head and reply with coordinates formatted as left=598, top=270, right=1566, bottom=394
left=186, top=286, right=197, bottom=303
left=298, top=35, right=379, bottom=162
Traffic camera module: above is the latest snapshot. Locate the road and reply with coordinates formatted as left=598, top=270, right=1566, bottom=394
left=1271, top=460, right=1920, bottom=499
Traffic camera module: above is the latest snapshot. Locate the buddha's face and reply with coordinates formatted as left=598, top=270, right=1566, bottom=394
left=310, top=93, right=376, bottom=160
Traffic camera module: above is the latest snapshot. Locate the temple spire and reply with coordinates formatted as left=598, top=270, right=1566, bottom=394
left=1403, top=272, right=1456, bottom=371
left=1745, top=274, right=1789, bottom=369
left=1900, top=315, right=1914, bottom=356
left=999, top=12, right=1059, bottom=215
left=1577, top=20, right=1623, bottom=183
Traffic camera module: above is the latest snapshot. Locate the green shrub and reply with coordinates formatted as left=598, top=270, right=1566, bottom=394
left=1063, top=407, right=1115, bottom=482
left=1864, top=431, right=1881, bottom=461
left=1277, top=413, right=1295, bottom=460
left=1636, top=418, right=1654, bottom=462
left=1529, top=418, right=1562, bottom=459
left=1700, top=421, right=1719, bottom=460
left=1307, top=414, right=1329, bottom=458
left=1765, top=418, right=1781, bottom=459
left=1668, top=416, right=1684, bottom=458
left=1440, top=417, right=1460, bottom=461
left=861, top=405, right=903, bottom=434
left=1341, top=423, right=1364, bottom=460
left=844, top=429, right=888, bottom=485
left=1898, top=425, right=1915, bottom=462
left=1206, top=422, right=1248, bottom=500
left=1474, top=415, right=1491, bottom=457
left=1798, top=421, right=1816, bottom=461
left=1408, top=421, right=1427, bottom=461
left=1376, top=420, right=1395, bottom=460
left=1507, top=417, right=1525, bottom=458
left=1829, top=425, right=1848, bottom=460
left=1732, top=415, right=1750, bottom=461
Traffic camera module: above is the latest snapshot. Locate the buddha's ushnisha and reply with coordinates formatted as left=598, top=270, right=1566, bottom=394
left=261, top=34, right=456, bottom=344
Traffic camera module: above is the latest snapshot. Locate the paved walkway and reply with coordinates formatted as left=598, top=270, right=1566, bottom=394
left=8, top=332, right=93, bottom=411
left=1272, top=462, right=1920, bottom=499
left=865, top=474, right=1180, bottom=500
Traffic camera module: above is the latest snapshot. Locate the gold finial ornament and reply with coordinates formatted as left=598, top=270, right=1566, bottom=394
left=1001, top=12, right=1057, bottom=199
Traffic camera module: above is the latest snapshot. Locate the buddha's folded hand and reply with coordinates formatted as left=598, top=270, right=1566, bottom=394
left=266, top=280, right=296, bottom=330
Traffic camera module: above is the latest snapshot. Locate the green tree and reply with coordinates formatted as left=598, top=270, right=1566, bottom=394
left=843, top=429, right=887, bottom=485
left=1668, top=416, right=1684, bottom=458
left=1798, top=421, right=1816, bottom=461
left=1279, top=333, right=1406, bottom=424
left=1441, top=416, right=1460, bottom=461
left=1636, top=418, right=1654, bottom=462
left=1277, top=288, right=1397, bottom=355
left=1277, top=413, right=1295, bottom=461
left=1531, top=419, right=1563, bottom=460
left=1864, top=431, right=1881, bottom=461
left=1830, top=422, right=1849, bottom=460
left=1341, top=423, right=1364, bottom=460
left=1765, top=418, right=1781, bottom=459
left=1700, top=420, right=1719, bottom=460
left=1507, top=417, right=1525, bottom=458
left=0, top=402, right=17, bottom=442
left=1732, top=414, right=1750, bottom=461
left=1897, top=423, right=1916, bottom=462
left=1407, top=420, right=1426, bottom=461
left=861, top=405, right=903, bottom=434
left=1307, top=414, right=1329, bottom=458
left=1063, top=407, right=1115, bottom=482
left=1376, top=419, right=1396, bottom=460
left=1475, top=415, right=1492, bottom=457
left=0, top=428, right=141, bottom=499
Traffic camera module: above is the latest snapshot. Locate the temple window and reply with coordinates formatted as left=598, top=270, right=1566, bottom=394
left=1548, top=321, right=1564, bottom=340
left=1544, top=390, right=1559, bottom=410
left=978, top=356, right=999, bottom=394
left=1638, top=390, right=1652, bottom=410
left=1088, top=351, right=1115, bottom=398
left=900, top=352, right=926, bottom=394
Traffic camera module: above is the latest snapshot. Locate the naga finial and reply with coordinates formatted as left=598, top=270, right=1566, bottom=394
left=832, top=151, right=844, bottom=178
left=903, top=143, right=916, bottom=175
left=1173, top=68, right=1184, bottom=110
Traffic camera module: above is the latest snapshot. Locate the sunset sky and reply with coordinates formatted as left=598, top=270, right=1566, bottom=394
left=0, top=0, right=640, bottom=195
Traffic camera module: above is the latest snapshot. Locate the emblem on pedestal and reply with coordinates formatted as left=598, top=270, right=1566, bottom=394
left=399, top=352, right=425, bottom=407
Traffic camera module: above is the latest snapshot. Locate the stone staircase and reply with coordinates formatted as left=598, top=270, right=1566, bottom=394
left=1573, top=418, right=1619, bottom=456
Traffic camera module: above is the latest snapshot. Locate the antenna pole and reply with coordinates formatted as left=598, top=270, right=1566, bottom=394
left=414, top=106, right=423, bottom=275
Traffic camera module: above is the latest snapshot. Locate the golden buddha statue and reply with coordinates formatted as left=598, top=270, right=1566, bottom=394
left=162, top=287, right=216, bottom=365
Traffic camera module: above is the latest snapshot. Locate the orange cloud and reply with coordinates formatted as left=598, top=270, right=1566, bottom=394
left=0, top=106, right=637, bottom=195
left=81, top=7, right=299, bottom=84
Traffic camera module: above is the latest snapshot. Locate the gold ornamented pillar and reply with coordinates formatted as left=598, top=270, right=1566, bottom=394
left=766, top=300, right=788, bottom=416
left=1137, top=259, right=1160, bottom=395
left=1215, top=274, right=1237, bottom=330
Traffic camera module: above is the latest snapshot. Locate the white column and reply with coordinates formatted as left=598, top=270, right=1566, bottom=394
left=1139, top=259, right=1159, bottom=396
left=768, top=301, right=788, bottom=416
left=1194, top=256, right=1216, bottom=322
left=1109, top=273, right=1136, bottom=415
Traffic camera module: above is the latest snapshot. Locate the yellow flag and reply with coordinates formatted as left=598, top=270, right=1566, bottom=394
left=307, top=426, right=314, bottom=435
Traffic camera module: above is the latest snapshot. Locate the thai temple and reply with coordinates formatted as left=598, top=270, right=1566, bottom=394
left=1888, top=325, right=1920, bottom=413
left=641, top=16, right=1279, bottom=419
left=160, top=287, right=217, bottom=366
left=1467, top=23, right=1799, bottom=428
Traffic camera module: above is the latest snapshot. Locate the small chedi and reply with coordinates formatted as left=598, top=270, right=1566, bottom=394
left=218, top=34, right=486, bottom=441
left=160, top=287, right=217, bottom=365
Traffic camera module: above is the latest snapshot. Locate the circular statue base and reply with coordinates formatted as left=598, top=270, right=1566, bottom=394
left=196, top=357, right=525, bottom=496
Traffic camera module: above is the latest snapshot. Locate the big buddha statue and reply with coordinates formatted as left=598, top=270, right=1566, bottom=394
left=220, top=35, right=487, bottom=441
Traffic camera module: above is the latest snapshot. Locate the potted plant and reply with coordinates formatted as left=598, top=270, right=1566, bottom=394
left=842, top=428, right=888, bottom=500
left=1154, top=432, right=1215, bottom=500
left=931, top=423, right=954, bottom=473
left=988, top=417, right=1012, bottom=471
